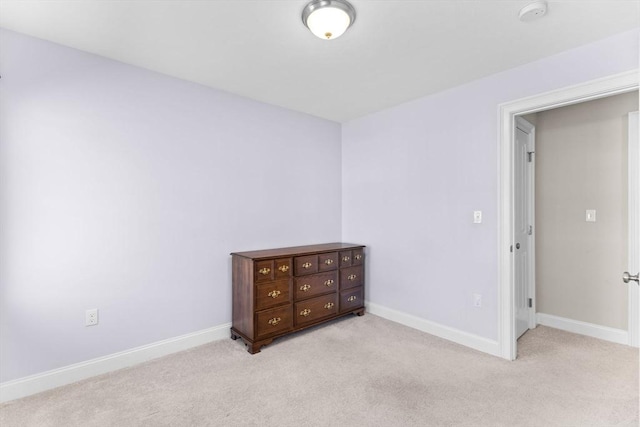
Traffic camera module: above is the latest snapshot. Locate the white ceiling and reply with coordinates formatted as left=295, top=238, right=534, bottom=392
left=0, top=1, right=638, bottom=122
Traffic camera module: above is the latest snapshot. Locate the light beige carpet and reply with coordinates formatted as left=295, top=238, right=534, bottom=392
left=1, top=314, right=638, bottom=426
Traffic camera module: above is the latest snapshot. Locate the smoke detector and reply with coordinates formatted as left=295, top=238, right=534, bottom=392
left=519, top=1, right=548, bottom=22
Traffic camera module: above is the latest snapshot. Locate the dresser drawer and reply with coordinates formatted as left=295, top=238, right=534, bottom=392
left=255, top=260, right=274, bottom=283
left=256, top=279, right=291, bottom=311
left=340, top=250, right=353, bottom=267
left=318, top=252, right=338, bottom=272
left=274, top=258, right=292, bottom=279
left=294, top=271, right=338, bottom=300
left=295, top=293, right=338, bottom=326
left=340, top=265, right=364, bottom=290
left=340, top=287, right=363, bottom=313
left=352, top=249, right=364, bottom=265
left=256, top=305, right=293, bottom=339
left=295, top=255, right=318, bottom=275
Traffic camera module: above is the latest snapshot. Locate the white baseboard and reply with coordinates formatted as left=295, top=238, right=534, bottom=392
left=0, top=322, right=232, bottom=403
left=536, top=313, right=628, bottom=345
left=366, top=301, right=501, bottom=357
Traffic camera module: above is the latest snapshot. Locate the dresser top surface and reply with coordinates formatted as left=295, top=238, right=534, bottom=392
left=231, top=242, right=365, bottom=260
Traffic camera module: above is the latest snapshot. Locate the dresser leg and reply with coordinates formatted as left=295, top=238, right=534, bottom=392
left=230, top=330, right=240, bottom=340
left=355, top=308, right=365, bottom=316
left=247, top=338, right=273, bottom=354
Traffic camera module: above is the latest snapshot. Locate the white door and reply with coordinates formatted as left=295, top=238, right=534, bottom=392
left=626, top=111, right=639, bottom=347
left=514, top=117, right=534, bottom=338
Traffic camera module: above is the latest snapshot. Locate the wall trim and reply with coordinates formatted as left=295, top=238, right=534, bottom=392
left=0, top=322, right=232, bottom=403
left=536, top=313, right=628, bottom=345
left=366, top=301, right=500, bottom=357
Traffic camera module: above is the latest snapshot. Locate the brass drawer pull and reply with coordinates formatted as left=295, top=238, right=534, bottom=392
left=300, top=308, right=311, bottom=317
left=324, top=302, right=335, bottom=309
left=324, top=279, right=334, bottom=286
left=300, top=284, right=311, bottom=292
left=268, top=317, right=281, bottom=326
left=348, top=274, right=357, bottom=281
left=347, top=295, right=357, bottom=302
left=355, top=254, right=362, bottom=260
left=267, top=290, right=281, bottom=299
left=302, top=262, right=312, bottom=269
left=278, top=265, right=289, bottom=273
left=324, top=259, right=334, bottom=265
left=258, top=267, right=271, bottom=275
left=342, top=256, right=350, bottom=262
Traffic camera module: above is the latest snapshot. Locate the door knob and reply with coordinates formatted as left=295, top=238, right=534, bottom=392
left=515, top=243, right=520, bottom=249
left=623, top=272, right=639, bottom=284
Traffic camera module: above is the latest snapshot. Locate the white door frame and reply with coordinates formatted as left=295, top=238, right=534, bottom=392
left=628, top=111, right=639, bottom=348
left=498, top=69, right=639, bottom=360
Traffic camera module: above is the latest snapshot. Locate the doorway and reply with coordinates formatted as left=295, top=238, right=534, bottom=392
left=498, top=70, right=639, bottom=360
left=518, top=92, right=637, bottom=346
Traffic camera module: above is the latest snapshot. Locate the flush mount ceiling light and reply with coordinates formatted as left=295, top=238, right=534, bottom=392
left=302, top=0, right=356, bottom=40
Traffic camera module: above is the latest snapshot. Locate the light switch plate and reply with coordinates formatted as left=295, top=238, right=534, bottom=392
left=586, top=209, right=596, bottom=222
left=473, top=293, right=482, bottom=307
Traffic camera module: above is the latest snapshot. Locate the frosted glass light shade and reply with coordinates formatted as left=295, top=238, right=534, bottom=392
left=302, top=0, right=356, bottom=40
left=306, top=7, right=350, bottom=39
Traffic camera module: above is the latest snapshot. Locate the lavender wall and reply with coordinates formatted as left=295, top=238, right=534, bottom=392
left=1, top=27, right=638, bottom=385
left=0, top=29, right=342, bottom=382
left=342, top=29, right=639, bottom=341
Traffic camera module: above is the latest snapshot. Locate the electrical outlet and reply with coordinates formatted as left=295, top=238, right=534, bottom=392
left=473, top=294, right=482, bottom=308
left=473, top=211, right=482, bottom=224
left=85, top=308, right=98, bottom=326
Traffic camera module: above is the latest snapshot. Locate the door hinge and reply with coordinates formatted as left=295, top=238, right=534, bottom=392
left=527, top=151, right=535, bottom=162
left=528, top=298, right=533, bottom=308
left=510, top=245, right=513, bottom=253
left=528, top=225, right=533, bottom=235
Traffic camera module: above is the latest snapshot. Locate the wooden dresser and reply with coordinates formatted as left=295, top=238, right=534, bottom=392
left=230, top=242, right=365, bottom=353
